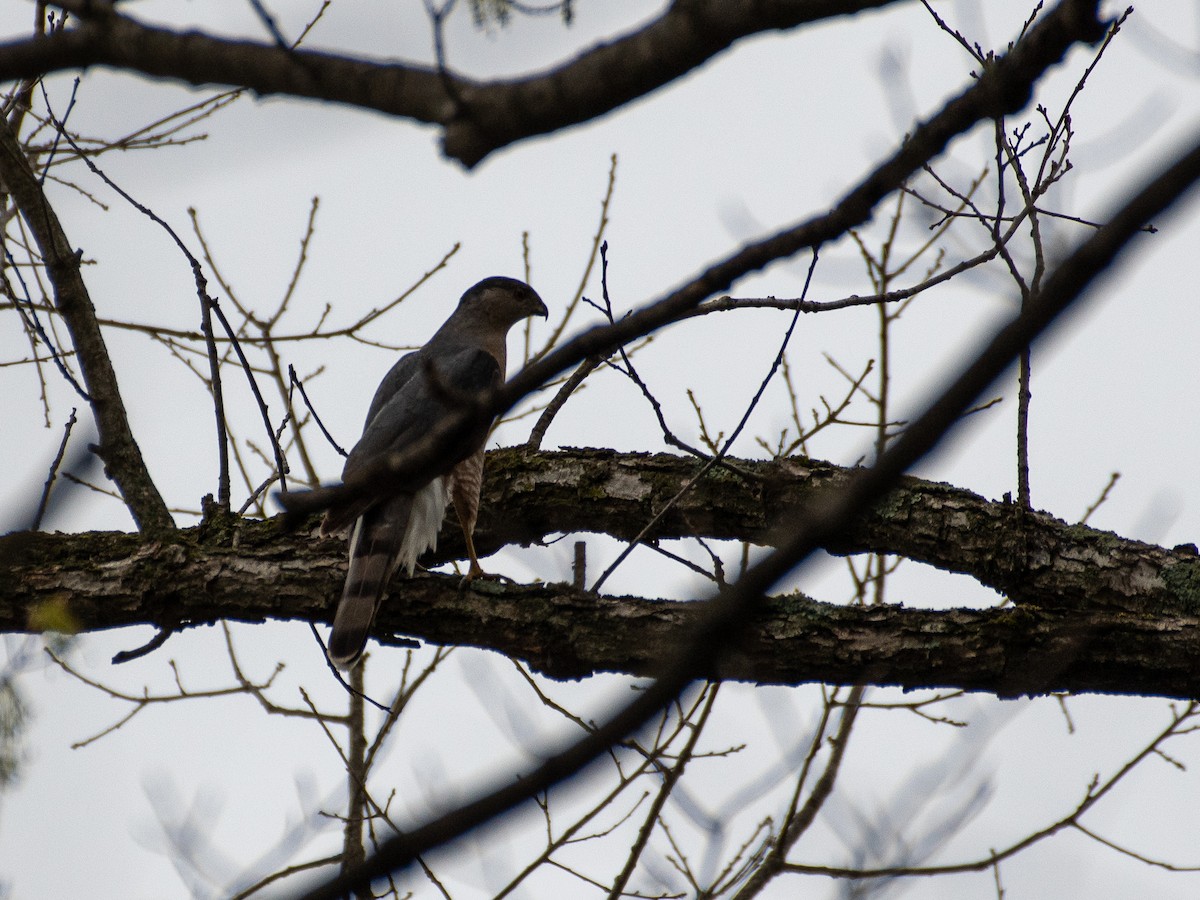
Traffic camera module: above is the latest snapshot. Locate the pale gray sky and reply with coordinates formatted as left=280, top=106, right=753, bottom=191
left=2, top=2, right=1200, bottom=898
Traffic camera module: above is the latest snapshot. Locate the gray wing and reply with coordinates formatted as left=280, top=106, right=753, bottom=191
left=319, top=343, right=496, bottom=528
left=322, top=345, right=502, bottom=532
left=362, top=349, right=424, bottom=430
left=351, top=345, right=501, bottom=468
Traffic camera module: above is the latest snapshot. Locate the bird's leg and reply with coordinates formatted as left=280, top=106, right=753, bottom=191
left=450, top=453, right=508, bottom=582
left=451, top=496, right=487, bottom=580
left=455, top=511, right=513, bottom=583
left=462, top=524, right=487, bottom=579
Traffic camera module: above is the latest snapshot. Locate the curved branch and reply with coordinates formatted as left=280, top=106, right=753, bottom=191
left=438, top=0, right=904, bottom=165
left=0, top=6, right=453, bottom=133
left=0, top=0, right=1050, bottom=167
left=475, top=448, right=1200, bottom=615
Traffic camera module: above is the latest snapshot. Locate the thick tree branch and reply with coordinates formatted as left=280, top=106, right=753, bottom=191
left=0, top=0, right=1081, bottom=168
left=4, top=450, right=1200, bottom=701
left=5, top=537, right=1200, bottom=702
left=0, top=115, right=173, bottom=532
left=478, top=449, right=1200, bottom=615
left=0, top=5, right=453, bottom=141
left=439, top=0, right=904, bottom=166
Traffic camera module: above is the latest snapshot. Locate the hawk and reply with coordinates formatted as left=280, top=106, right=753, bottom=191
left=321, top=276, right=548, bottom=667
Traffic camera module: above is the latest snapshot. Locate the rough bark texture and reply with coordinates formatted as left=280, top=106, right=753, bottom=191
left=4, top=449, right=1199, bottom=699
left=479, top=449, right=1200, bottom=615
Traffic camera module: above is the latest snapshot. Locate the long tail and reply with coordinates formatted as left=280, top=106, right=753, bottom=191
left=328, top=479, right=447, bottom=668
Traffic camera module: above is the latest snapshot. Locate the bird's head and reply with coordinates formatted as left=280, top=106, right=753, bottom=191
left=458, top=276, right=548, bottom=328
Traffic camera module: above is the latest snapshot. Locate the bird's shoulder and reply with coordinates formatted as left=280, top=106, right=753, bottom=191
left=346, top=344, right=500, bottom=472
left=363, top=349, right=424, bottom=427
left=424, top=340, right=503, bottom=392
left=364, top=340, right=498, bottom=422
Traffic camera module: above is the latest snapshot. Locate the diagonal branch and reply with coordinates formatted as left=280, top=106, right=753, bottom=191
left=0, top=115, right=173, bottom=532
left=296, top=100, right=1200, bottom=900
left=279, top=0, right=1109, bottom=526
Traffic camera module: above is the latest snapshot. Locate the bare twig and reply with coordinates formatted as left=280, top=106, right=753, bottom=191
left=589, top=251, right=817, bottom=593
left=289, top=364, right=347, bottom=457
left=781, top=702, right=1200, bottom=881
left=524, top=356, right=600, bottom=449
left=30, top=406, right=76, bottom=530
left=1079, top=471, right=1120, bottom=525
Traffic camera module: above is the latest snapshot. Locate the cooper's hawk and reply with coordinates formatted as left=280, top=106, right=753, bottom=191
left=321, top=276, right=547, bottom=667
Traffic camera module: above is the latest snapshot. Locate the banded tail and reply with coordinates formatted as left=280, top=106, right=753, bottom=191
left=328, top=478, right=448, bottom=667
